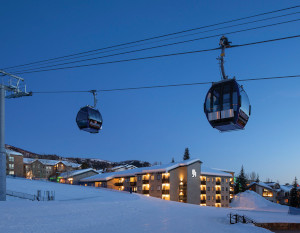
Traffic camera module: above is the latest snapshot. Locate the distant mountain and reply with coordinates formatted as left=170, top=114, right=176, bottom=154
left=5, top=145, right=151, bottom=170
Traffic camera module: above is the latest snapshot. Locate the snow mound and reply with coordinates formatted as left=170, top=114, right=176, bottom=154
left=230, top=190, right=288, bottom=212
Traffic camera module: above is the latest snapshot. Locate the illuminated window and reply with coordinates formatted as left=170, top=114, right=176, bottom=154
left=157, top=185, right=161, bottom=191
left=9, top=164, right=14, bottom=169
left=9, top=171, right=14, bottom=175
left=262, top=189, right=273, bottom=197
left=151, top=175, right=154, bottom=180
left=9, top=156, right=14, bottom=162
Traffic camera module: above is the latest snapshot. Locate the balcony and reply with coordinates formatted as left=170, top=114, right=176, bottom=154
left=162, top=178, right=169, bottom=183
left=114, top=183, right=123, bottom=186
left=230, top=191, right=234, bottom=194
left=142, top=190, right=149, bottom=194
left=216, top=199, right=221, bottom=203
left=201, top=190, right=206, bottom=194
left=162, top=190, right=169, bottom=194
left=130, top=182, right=137, bottom=186
left=216, top=181, right=221, bottom=185
left=201, top=180, right=206, bottom=185
left=179, top=196, right=187, bottom=201
left=179, top=184, right=187, bottom=190
left=142, top=180, right=149, bottom=184
left=216, top=190, right=221, bottom=194
left=201, top=200, right=206, bottom=204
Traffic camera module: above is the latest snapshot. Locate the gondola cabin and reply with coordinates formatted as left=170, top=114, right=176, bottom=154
left=76, top=106, right=103, bottom=133
left=204, top=79, right=251, bottom=132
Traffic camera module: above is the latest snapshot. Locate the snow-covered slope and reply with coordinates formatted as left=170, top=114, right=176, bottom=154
left=0, top=177, right=297, bottom=233
left=230, top=190, right=288, bottom=212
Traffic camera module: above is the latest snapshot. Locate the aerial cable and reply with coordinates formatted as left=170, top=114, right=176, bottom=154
left=31, top=75, right=300, bottom=94
left=11, top=14, right=300, bottom=74
left=2, top=5, right=300, bottom=70
left=7, top=11, right=300, bottom=72
left=12, top=34, right=300, bottom=75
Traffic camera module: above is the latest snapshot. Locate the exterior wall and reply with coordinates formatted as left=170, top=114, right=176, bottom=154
left=169, top=166, right=187, bottom=203
left=149, top=173, right=163, bottom=199
left=187, top=161, right=201, bottom=205
left=201, top=175, right=231, bottom=207
left=6, top=153, right=23, bottom=177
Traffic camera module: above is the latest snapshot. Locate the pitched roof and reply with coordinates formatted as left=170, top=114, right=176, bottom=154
left=6, top=149, right=23, bottom=156
left=59, top=168, right=97, bottom=178
left=201, top=166, right=233, bottom=177
left=81, top=158, right=202, bottom=182
left=23, top=158, right=81, bottom=168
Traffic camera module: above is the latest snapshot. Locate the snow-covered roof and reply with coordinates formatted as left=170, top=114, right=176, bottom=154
left=59, top=168, right=97, bottom=178
left=23, top=158, right=81, bottom=168
left=23, top=158, right=36, bottom=164
left=201, top=166, right=232, bottom=177
left=280, top=185, right=293, bottom=193
left=248, top=182, right=274, bottom=191
left=6, top=149, right=23, bottom=156
left=81, top=158, right=202, bottom=182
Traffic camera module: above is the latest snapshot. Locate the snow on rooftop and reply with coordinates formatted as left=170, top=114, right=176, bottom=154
left=82, top=158, right=201, bottom=182
left=59, top=168, right=96, bottom=178
left=6, top=149, right=23, bottom=156
left=201, top=166, right=232, bottom=177
left=248, top=182, right=274, bottom=191
left=23, top=158, right=81, bottom=168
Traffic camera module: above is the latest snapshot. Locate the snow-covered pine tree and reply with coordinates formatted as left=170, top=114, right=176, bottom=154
left=289, top=177, right=299, bottom=208
left=183, top=148, right=190, bottom=160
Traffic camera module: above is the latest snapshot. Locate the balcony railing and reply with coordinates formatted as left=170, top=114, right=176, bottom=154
left=216, top=181, right=221, bottom=185
left=201, top=200, right=206, bottom=204
left=216, top=199, right=221, bottom=203
left=142, top=190, right=149, bottom=194
left=230, top=191, right=234, bottom=194
left=130, top=182, right=137, bottom=186
left=179, top=184, right=187, bottom=190
left=162, top=190, right=169, bottom=194
left=201, top=190, right=206, bottom=194
left=216, top=190, right=221, bottom=194
left=162, top=178, right=169, bottom=183
left=114, top=183, right=123, bottom=186
left=201, top=180, right=206, bottom=185
left=142, top=180, right=149, bottom=184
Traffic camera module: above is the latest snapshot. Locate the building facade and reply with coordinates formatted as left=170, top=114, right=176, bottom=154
left=200, top=167, right=233, bottom=207
left=6, top=149, right=24, bottom=177
left=23, top=158, right=81, bottom=179
left=58, top=168, right=99, bottom=185
left=81, top=159, right=202, bottom=205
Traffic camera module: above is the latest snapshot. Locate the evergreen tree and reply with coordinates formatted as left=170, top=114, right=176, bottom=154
left=255, top=175, right=260, bottom=183
left=234, top=165, right=248, bottom=194
left=289, top=177, right=299, bottom=208
left=183, top=148, right=190, bottom=160
left=171, top=157, right=175, bottom=163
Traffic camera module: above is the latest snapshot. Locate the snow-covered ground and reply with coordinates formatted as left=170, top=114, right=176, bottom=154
left=0, top=177, right=298, bottom=233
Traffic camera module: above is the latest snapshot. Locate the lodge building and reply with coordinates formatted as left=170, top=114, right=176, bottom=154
left=23, top=158, right=81, bottom=179
left=80, top=159, right=234, bottom=207
left=81, top=159, right=202, bottom=204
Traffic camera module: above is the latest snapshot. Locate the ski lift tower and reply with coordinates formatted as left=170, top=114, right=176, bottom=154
left=0, top=70, right=31, bottom=201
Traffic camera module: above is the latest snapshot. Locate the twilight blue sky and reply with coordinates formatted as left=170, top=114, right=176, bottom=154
left=1, top=0, right=300, bottom=184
